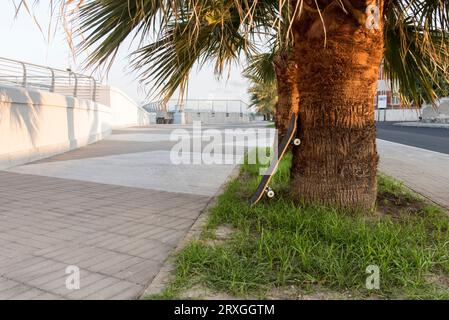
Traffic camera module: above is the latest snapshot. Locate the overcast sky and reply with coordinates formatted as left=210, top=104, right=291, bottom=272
left=0, top=2, right=250, bottom=105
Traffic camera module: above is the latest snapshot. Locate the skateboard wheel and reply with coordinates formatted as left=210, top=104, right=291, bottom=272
left=265, top=188, right=275, bottom=198
left=293, top=138, right=301, bottom=146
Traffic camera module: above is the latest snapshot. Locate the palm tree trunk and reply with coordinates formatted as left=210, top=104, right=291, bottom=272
left=273, top=52, right=299, bottom=140
left=289, top=7, right=384, bottom=210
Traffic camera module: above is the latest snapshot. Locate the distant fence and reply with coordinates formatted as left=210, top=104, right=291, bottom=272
left=0, top=57, right=98, bottom=101
left=143, top=99, right=255, bottom=114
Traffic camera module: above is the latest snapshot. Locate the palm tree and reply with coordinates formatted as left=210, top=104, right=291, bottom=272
left=26, top=0, right=449, bottom=211
left=245, top=72, right=277, bottom=121
left=243, top=50, right=298, bottom=140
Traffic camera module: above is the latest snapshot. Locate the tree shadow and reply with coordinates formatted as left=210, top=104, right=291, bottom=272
left=86, top=98, right=100, bottom=144
left=65, top=95, right=108, bottom=151
left=0, top=85, right=42, bottom=147
left=64, top=95, right=77, bottom=149
left=1, top=85, right=110, bottom=167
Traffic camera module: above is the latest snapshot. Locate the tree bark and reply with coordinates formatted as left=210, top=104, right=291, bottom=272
left=273, top=52, right=299, bottom=140
left=289, top=2, right=384, bottom=210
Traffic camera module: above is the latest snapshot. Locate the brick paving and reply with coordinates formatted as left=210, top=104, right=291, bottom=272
left=0, top=124, right=268, bottom=300
left=0, top=171, right=209, bottom=299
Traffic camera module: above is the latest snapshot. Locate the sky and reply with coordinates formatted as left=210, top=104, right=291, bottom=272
left=0, top=2, right=250, bottom=105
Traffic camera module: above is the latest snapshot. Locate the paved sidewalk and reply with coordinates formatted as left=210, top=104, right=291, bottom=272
left=377, top=139, right=449, bottom=209
left=0, top=123, right=270, bottom=299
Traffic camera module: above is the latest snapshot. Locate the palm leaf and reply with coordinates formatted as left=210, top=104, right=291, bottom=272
left=384, top=0, right=449, bottom=105
left=242, top=51, right=277, bottom=85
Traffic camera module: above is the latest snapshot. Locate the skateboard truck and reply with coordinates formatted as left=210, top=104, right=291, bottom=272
left=265, top=187, right=275, bottom=198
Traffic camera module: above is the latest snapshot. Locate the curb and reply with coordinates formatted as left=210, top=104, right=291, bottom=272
left=140, top=164, right=242, bottom=299
left=393, top=122, right=449, bottom=129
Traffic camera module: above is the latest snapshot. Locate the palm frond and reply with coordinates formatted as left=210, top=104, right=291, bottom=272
left=75, top=0, right=283, bottom=99
left=242, top=51, right=277, bottom=85
left=77, top=0, right=173, bottom=69
left=130, top=2, right=256, bottom=100
left=246, top=75, right=277, bottom=115
left=384, top=0, right=449, bottom=105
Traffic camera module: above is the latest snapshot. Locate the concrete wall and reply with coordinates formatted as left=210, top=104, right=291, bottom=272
left=375, top=109, right=421, bottom=122
left=97, top=85, right=156, bottom=128
left=0, top=84, right=112, bottom=170
left=185, top=111, right=250, bottom=124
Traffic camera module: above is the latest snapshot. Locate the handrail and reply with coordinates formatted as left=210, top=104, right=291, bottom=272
left=143, top=99, right=254, bottom=114
left=0, top=56, right=98, bottom=101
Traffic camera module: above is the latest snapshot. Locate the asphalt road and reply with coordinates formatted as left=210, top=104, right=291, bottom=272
left=376, top=122, right=449, bottom=155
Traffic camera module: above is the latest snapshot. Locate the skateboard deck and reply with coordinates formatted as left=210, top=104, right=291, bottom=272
left=249, top=113, right=299, bottom=206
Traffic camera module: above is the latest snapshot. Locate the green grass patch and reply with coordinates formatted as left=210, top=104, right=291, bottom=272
left=152, top=150, right=449, bottom=299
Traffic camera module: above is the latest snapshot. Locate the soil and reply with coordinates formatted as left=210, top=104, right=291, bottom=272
left=376, top=191, right=426, bottom=218
left=180, top=285, right=237, bottom=300
left=202, top=224, right=236, bottom=246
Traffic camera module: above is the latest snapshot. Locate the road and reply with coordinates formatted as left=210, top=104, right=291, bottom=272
left=376, top=122, right=449, bottom=154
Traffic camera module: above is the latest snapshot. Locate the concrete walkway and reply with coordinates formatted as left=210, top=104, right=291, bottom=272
left=377, top=139, right=449, bottom=209
left=0, top=123, right=270, bottom=299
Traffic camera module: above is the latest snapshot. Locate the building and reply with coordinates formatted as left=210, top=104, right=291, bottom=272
left=375, top=62, right=402, bottom=110
left=374, top=62, right=422, bottom=122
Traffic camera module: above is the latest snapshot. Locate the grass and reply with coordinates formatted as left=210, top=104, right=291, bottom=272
left=151, top=150, right=449, bottom=300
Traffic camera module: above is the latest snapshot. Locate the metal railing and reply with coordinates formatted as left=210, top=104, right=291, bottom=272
left=0, top=57, right=98, bottom=101
left=143, top=99, right=255, bottom=114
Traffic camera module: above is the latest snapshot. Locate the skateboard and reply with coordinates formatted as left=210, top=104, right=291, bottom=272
left=249, top=113, right=301, bottom=206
